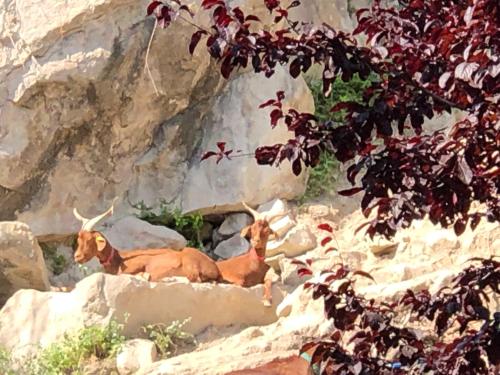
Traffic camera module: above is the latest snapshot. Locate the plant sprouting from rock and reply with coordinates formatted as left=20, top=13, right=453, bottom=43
left=142, top=318, right=196, bottom=358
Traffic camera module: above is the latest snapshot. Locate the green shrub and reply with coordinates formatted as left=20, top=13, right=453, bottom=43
left=0, top=346, right=15, bottom=375
left=142, top=319, right=196, bottom=358
left=33, top=319, right=125, bottom=375
left=301, top=74, right=377, bottom=202
left=40, top=243, right=67, bottom=275
left=134, top=200, right=204, bottom=249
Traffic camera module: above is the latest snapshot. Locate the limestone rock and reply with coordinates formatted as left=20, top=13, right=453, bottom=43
left=102, top=216, right=187, bottom=251
left=140, top=285, right=330, bottom=375
left=258, top=199, right=290, bottom=219
left=269, top=215, right=296, bottom=237
left=116, top=339, right=158, bottom=375
left=218, top=213, right=253, bottom=236
left=180, top=69, right=312, bottom=215
left=0, top=222, right=50, bottom=305
left=0, top=0, right=313, bottom=238
left=214, top=234, right=249, bottom=259
left=0, top=273, right=285, bottom=359
left=266, top=225, right=317, bottom=258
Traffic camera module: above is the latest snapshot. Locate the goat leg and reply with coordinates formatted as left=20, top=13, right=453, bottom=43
left=262, top=278, right=273, bottom=307
left=262, top=267, right=280, bottom=307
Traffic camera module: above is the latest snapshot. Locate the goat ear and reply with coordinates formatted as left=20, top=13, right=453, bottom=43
left=95, top=234, right=107, bottom=252
left=240, top=225, right=252, bottom=239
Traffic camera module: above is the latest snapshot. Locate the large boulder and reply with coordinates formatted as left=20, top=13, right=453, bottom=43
left=0, top=273, right=286, bottom=359
left=218, top=213, right=253, bottom=237
left=102, top=215, right=187, bottom=251
left=213, top=234, right=250, bottom=259
left=140, top=283, right=330, bottom=375
left=0, top=0, right=313, bottom=239
left=0, top=221, right=50, bottom=305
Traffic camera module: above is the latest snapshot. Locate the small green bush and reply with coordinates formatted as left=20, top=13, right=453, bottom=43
left=142, top=319, right=196, bottom=358
left=134, top=200, right=204, bottom=249
left=40, top=243, right=67, bottom=276
left=32, top=320, right=125, bottom=375
left=0, top=346, right=15, bottom=375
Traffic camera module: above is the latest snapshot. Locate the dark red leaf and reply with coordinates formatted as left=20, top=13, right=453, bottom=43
left=201, top=151, right=217, bottom=161
left=352, top=270, right=376, bottom=283
left=338, top=187, right=364, bottom=196
left=297, top=268, right=313, bottom=277
left=321, top=237, right=332, bottom=246
left=216, top=142, right=226, bottom=152
left=147, top=1, right=163, bottom=16
left=318, top=223, right=334, bottom=233
left=189, top=30, right=207, bottom=54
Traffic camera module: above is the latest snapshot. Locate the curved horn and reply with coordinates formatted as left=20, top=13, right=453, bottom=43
left=267, top=211, right=289, bottom=224
left=242, top=202, right=263, bottom=221
left=73, top=207, right=88, bottom=223
left=75, top=197, right=118, bottom=231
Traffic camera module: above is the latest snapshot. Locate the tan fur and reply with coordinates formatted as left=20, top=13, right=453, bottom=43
left=216, top=219, right=276, bottom=305
left=74, top=231, right=220, bottom=282
left=224, top=345, right=318, bottom=375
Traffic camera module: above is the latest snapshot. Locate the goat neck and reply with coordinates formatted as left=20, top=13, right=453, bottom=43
left=96, top=241, right=122, bottom=273
left=249, top=243, right=267, bottom=262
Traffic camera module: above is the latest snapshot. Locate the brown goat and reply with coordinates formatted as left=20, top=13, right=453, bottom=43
left=216, top=203, right=285, bottom=306
left=73, top=200, right=220, bottom=282
left=224, top=344, right=319, bottom=375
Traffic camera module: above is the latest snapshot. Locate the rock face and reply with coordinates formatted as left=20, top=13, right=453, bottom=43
left=0, top=221, right=50, bottom=305
left=218, top=213, right=253, bottom=237
left=0, top=0, right=313, bottom=239
left=102, top=215, right=187, bottom=251
left=0, top=273, right=286, bottom=359
left=214, top=234, right=250, bottom=259
left=116, top=339, right=158, bottom=375
left=140, top=283, right=330, bottom=375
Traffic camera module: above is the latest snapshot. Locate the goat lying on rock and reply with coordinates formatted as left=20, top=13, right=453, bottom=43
left=73, top=200, right=220, bottom=282
left=217, top=203, right=285, bottom=306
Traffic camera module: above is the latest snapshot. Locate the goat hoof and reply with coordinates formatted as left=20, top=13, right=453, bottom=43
left=262, top=299, right=272, bottom=307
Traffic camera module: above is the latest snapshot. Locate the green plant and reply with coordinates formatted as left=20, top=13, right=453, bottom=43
left=0, top=346, right=15, bottom=375
left=142, top=319, right=196, bottom=358
left=33, top=319, right=125, bottom=375
left=134, top=200, right=204, bottom=249
left=40, top=243, right=67, bottom=276
left=300, top=74, right=376, bottom=202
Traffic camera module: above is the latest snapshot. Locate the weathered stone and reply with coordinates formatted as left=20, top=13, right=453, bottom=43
left=269, top=215, right=296, bottom=237
left=213, top=234, right=249, bottom=259
left=257, top=199, right=289, bottom=218
left=266, top=225, right=317, bottom=258
left=370, top=242, right=399, bottom=257
left=305, top=204, right=338, bottom=220
left=116, top=339, right=158, bottom=375
left=0, top=222, right=50, bottom=305
left=140, top=283, right=330, bottom=375
left=218, top=213, right=253, bottom=236
left=0, top=0, right=313, bottom=238
left=180, top=69, right=312, bottom=215
left=102, top=215, right=186, bottom=251
left=0, top=273, right=286, bottom=359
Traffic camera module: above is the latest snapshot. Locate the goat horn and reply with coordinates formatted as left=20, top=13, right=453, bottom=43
left=74, top=197, right=118, bottom=231
left=73, top=207, right=89, bottom=223
left=242, top=202, right=263, bottom=221
left=267, top=212, right=289, bottom=224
